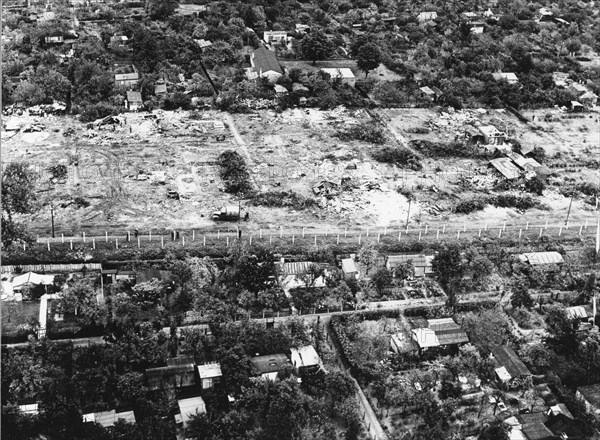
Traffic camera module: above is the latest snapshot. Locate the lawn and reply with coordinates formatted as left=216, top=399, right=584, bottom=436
left=2, top=300, right=40, bottom=332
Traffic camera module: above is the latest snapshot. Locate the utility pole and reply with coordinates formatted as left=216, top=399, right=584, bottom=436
left=50, top=203, right=55, bottom=238
left=565, top=192, right=574, bottom=226
left=405, top=198, right=412, bottom=230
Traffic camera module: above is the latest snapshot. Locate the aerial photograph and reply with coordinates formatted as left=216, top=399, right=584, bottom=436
left=1, top=0, right=600, bottom=439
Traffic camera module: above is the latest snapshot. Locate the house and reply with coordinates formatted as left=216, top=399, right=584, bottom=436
left=276, top=259, right=327, bottom=291
left=579, top=91, right=598, bottom=107
left=274, top=84, right=288, bottom=96
left=320, top=68, right=356, bottom=87
left=197, top=362, right=222, bottom=389
left=483, top=8, right=496, bottom=19
left=506, top=153, right=547, bottom=176
left=263, top=30, right=288, bottom=45
left=250, top=46, right=283, bottom=82
left=417, top=11, right=438, bottom=22
left=290, top=345, right=321, bottom=374
left=489, top=157, right=521, bottom=180
left=12, top=272, right=55, bottom=292
left=518, top=252, right=564, bottom=266
left=341, top=258, right=359, bottom=281
left=385, top=254, right=434, bottom=278
left=552, top=72, right=569, bottom=87
left=125, top=91, right=143, bottom=111
left=18, top=403, right=39, bottom=415
left=492, top=72, right=519, bottom=84
left=145, top=361, right=196, bottom=391
left=419, top=86, right=443, bottom=102
left=82, top=410, right=136, bottom=428
left=114, top=64, right=139, bottom=88
left=411, top=318, right=469, bottom=351
left=489, top=345, right=531, bottom=384
left=295, top=24, right=310, bottom=34
left=175, top=396, right=206, bottom=429
left=571, top=100, right=585, bottom=112
left=470, top=26, right=484, bottom=34
left=565, top=305, right=594, bottom=328
left=154, top=81, right=167, bottom=96
left=45, top=35, right=64, bottom=44
left=250, top=353, right=291, bottom=380
left=518, top=413, right=554, bottom=440
left=478, top=125, right=506, bottom=145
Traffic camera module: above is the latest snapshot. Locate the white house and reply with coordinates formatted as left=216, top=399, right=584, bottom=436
left=320, top=68, right=356, bottom=87
left=290, top=345, right=322, bottom=374
left=263, top=30, right=288, bottom=44
left=197, top=363, right=222, bottom=389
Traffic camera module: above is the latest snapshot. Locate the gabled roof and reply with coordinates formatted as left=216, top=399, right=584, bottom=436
left=177, top=396, right=206, bottom=428
left=290, top=345, right=320, bottom=368
left=12, top=272, right=55, bottom=287
left=126, top=91, right=143, bottom=103
left=198, top=362, right=222, bottom=379
left=565, top=305, right=588, bottom=320
left=493, top=72, right=519, bottom=83
left=250, top=353, right=291, bottom=375
left=252, top=46, right=283, bottom=74
left=412, top=328, right=439, bottom=348
left=489, top=157, right=521, bottom=179
left=167, top=356, right=195, bottom=366
left=341, top=258, right=358, bottom=274
left=518, top=252, right=564, bottom=266
left=490, top=346, right=531, bottom=379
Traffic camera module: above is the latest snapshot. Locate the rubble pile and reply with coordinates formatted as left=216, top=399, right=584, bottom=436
left=427, top=108, right=487, bottom=132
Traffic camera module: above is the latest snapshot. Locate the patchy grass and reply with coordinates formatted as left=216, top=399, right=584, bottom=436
left=2, top=301, right=40, bottom=332
left=250, top=191, right=317, bottom=210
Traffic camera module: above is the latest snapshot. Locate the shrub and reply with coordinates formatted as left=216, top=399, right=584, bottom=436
left=372, top=147, right=422, bottom=170
left=336, top=124, right=386, bottom=144
left=251, top=191, right=317, bottom=209
left=78, top=103, right=121, bottom=123
left=409, top=139, right=475, bottom=158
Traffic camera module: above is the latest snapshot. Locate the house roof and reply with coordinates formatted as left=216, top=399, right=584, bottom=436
left=82, top=410, right=136, bottom=428
left=274, top=84, right=288, bottom=94
left=250, top=353, right=291, bottom=375
left=478, top=125, right=504, bottom=137
left=507, top=153, right=542, bottom=172
left=489, top=157, right=521, bottom=180
left=412, top=328, right=439, bottom=348
left=417, top=11, right=438, bottom=21
left=341, top=258, right=358, bottom=274
left=386, top=255, right=434, bottom=276
left=565, top=305, right=588, bottom=320
left=126, top=91, right=143, bottom=103
left=490, top=346, right=531, bottom=379
left=292, top=82, right=309, bottom=92
left=167, top=356, right=195, bottom=366
left=177, top=396, right=206, bottom=428
left=427, top=318, right=469, bottom=345
left=517, top=252, right=564, bottom=266
left=278, top=261, right=315, bottom=275
left=578, top=384, right=600, bottom=407
left=290, top=345, right=320, bottom=367
left=521, top=422, right=554, bottom=440
left=420, top=86, right=435, bottom=95
left=546, top=413, right=582, bottom=437
left=321, top=68, right=355, bottom=80
left=252, top=46, right=283, bottom=74
left=12, top=272, right=55, bottom=287
left=18, top=403, right=39, bottom=415
left=493, top=72, right=518, bottom=83
left=145, top=364, right=196, bottom=390
left=197, top=362, right=222, bottom=379
left=548, top=403, right=573, bottom=419
left=155, top=83, right=167, bottom=94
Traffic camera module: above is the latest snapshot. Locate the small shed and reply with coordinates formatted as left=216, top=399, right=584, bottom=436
left=126, top=91, right=143, bottom=111
left=517, top=252, right=564, bottom=266
left=417, top=11, right=438, bottom=22
left=18, top=404, right=39, bottom=415
left=175, top=396, right=206, bottom=429
left=290, top=345, right=321, bottom=374
left=250, top=353, right=291, bottom=380
left=274, top=84, right=288, bottom=96
left=197, top=362, right=223, bottom=389
left=155, top=82, right=167, bottom=96
left=492, top=72, right=519, bottom=84
left=489, top=157, right=521, bottom=180
left=341, top=258, right=359, bottom=280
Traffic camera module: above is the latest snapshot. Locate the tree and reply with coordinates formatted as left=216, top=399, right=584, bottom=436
left=145, top=0, right=178, bottom=20
left=356, top=43, right=382, bottom=78
left=2, top=163, right=37, bottom=247
left=370, top=267, right=392, bottom=294
left=357, top=241, right=379, bottom=276
left=460, top=310, right=512, bottom=349
left=432, top=243, right=464, bottom=308
left=300, top=30, right=333, bottom=65
left=59, top=279, right=107, bottom=327
left=524, top=176, right=545, bottom=195
left=479, top=419, right=509, bottom=440
left=566, top=39, right=581, bottom=56
left=510, top=276, right=534, bottom=309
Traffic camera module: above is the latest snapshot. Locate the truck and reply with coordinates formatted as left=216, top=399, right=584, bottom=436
left=212, top=205, right=240, bottom=221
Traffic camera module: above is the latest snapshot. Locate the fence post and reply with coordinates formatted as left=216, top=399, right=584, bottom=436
left=203, top=236, right=206, bottom=246
left=127, top=231, right=130, bottom=241
left=366, top=228, right=369, bottom=237
left=83, top=232, right=86, bottom=243
left=325, top=228, right=328, bottom=237
left=457, top=230, right=460, bottom=240
left=47, top=240, right=50, bottom=251
left=115, top=239, right=118, bottom=249
left=23, top=243, right=26, bottom=251
left=260, top=229, right=263, bottom=238
left=162, top=236, right=164, bottom=248
left=105, top=231, right=108, bottom=242
left=182, top=237, right=185, bottom=247
left=559, top=226, right=562, bottom=236
left=498, top=229, right=502, bottom=238
left=292, top=235, right=295, bottom=244
left=398, top=231, right=401, bottom=241
left=70, top=240, right=73, bottom=250
left=418, top=231, right=422, bottom=241
left=526, top=222, right=529, bottom=230
left=437, top=230, right=440, bottom=240
left=217, top=230, right=220, bottom=239
left=337, top=234, right=340, bottom=244
left=270, top=235, right=272, bottom=245
left=503, top=222, right=506, bottom=231
left=545, top=220, right=548, bottom=230
left=314, top=235, right=317, bottom=245
left=539, top=228, right=543, bottom=237
left=478, top=229, right=481, bottom=237
left=226, top=237, right=229, bottom=246
left=192, top=230, right=194, bottom=241
left=384, top=226, right=387, bottom=236
left=280, top=226, right=283, bottom=238
left=585, top=220, right=588, bottom=229
left=519, top=229, right=522, bottom=239
left=61, top=234, right=64, bottom=243
left=424, top=224, right=428, bottom=234
left=344, top=227, right=347, bottom=237
left=579, top=225, right=583, bottom=235
left=359, top=233, right=362, bottom=245
left=463, top=223, right=466, bottom=232
left=249, top=236, right=252, bottom=245
left=377, top=233, right=380, bottom=243
left=443, top=224, right=446, bottom=233
left=93, top=239, right=95, bottom=249
left=302, top=227, right=305, bottom=238
left=138, top=236, right=141, bottom=248
left=149, top=230, right=152, bottom=241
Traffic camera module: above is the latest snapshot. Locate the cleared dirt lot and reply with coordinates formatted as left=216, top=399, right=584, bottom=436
left=2, top=106, right=599, bottom=236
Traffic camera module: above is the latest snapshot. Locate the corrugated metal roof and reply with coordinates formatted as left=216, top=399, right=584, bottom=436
left=518, top=252, right=564, bottom=266
left=490, top=346, right=531, bottom=378
left=278, top=261, right=315, bottom=275
left=250, top=353, right=290, bottom=375
left=412, top=328, right=439, bottom=348
left=197, top=362, right=222, bottom=379
left=489, top=157, right=521, bottom=179
left=566, top=306, right=588, bottom=320
left=290, top=345, right=320, bottom=368
left=177, top=397, right=206, bottom=428
left=341, top=258, right=358, bottom=274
